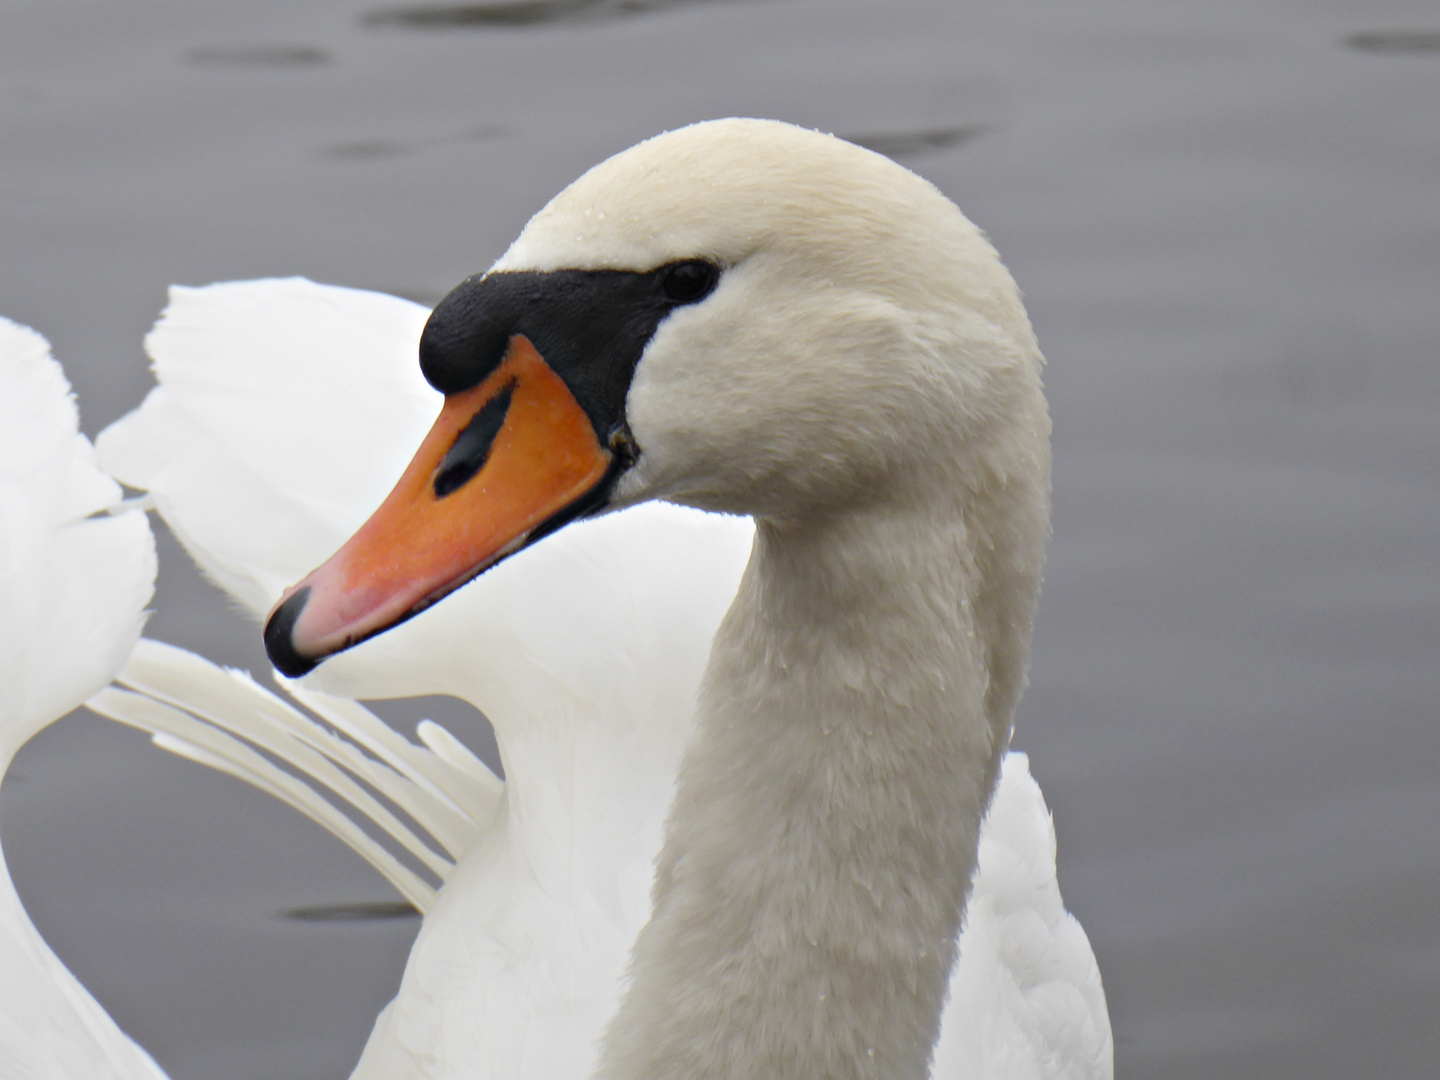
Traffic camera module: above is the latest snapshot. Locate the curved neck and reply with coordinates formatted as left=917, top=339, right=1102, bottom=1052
left=598, top=476, right=1043, bottom=1080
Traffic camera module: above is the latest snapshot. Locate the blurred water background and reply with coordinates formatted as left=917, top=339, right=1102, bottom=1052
left=2, top=1, right=1438, bottom=1077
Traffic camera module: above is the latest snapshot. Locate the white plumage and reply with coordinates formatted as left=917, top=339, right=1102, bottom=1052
left=99, top=214, right=1109, bottom=1080
left=0, top=318, right=162, bottom=1080
left=2, top=116, right=1111, bottom=1080
left=95, top=278, right=784, bottom=1078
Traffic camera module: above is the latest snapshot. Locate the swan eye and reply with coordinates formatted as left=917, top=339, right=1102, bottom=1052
left=660, top=260, right=719, bottom=304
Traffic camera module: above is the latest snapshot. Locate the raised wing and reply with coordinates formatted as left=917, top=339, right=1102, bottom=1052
left=0, top=317, right=163, bottom=1080
left=90, top=639, right=500, bottom=914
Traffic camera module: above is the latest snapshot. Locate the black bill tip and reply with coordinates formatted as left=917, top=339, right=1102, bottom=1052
left=264, top=586, right=319, bottom=678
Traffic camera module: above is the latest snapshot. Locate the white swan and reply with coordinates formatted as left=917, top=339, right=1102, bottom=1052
left=0, top=317, right=162, bottom=1079
left=97, top=119, right=1110, bottom=1079
left=265, top=117, right=1095, bottom=1080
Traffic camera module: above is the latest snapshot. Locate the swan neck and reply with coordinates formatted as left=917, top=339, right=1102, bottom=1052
left=599, top=487, right=1039, bottom=1080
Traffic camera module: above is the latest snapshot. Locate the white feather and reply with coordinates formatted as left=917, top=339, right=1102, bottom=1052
left=935, top=753, right=1112, bottom=1079
left=99, top=251, right=1109, bottom=1079
left=0, top=317, right=163, bottom=1080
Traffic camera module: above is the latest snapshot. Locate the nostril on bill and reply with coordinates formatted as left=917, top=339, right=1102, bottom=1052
left=264, top=586, right=318, bottom=678
left=434, top=381, right=515, bottom=498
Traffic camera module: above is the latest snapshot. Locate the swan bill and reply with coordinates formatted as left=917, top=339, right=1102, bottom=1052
left=264, top=334, right=613, bottom=677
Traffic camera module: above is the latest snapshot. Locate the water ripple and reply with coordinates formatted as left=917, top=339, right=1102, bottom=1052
left=1343, top=30, right=1440, bottom=54
left=322, top=123, right=509, bottom=160
left=364, top=0, right=737, bottom=29
left=842, top=125, right=987, bottom=160
left=185, top=44, right=330, bottom=68
left=284, top=900, right=421, bottom=922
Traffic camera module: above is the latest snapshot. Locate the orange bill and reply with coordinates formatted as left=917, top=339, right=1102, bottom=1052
left=265, top=334, right=613, bottom=676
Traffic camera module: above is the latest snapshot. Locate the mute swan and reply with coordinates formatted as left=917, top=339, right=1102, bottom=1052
left=100, top=118, right=1107, bottom=1078
left=0, top=318, right=162, bottom=1079
left=264, top=117, right=1092, bottom=1080
left=98, top=241, right=1108, bottom=1080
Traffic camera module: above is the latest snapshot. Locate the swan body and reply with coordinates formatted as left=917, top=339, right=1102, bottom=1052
left=0, top=318, right=162, bottom=1079
left=98, top=120, right=1109, bottom=1080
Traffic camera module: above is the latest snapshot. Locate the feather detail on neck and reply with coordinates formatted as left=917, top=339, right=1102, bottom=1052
left=600, top=421, right=1048, bottom=1080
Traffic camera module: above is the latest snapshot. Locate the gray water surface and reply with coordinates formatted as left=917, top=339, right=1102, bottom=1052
left=2, top=1, right=1438, bottom=1077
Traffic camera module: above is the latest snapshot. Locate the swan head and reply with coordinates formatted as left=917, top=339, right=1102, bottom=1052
left=264, top=118, right=1047, bottom=677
